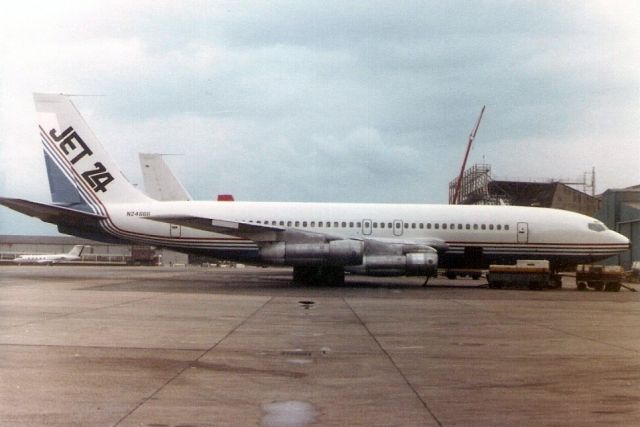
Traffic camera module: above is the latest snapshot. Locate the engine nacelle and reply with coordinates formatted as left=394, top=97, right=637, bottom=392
left=259, top=240, right=364, bottom=266
left=348, top=250, right=438, bottom=276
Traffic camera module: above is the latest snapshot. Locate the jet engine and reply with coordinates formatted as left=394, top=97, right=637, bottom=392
left=259, top=240, right=364, bottom=266
left=347, top=242, right=438, bottom=277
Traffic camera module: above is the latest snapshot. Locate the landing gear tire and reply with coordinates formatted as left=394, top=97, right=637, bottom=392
left=577, top=281, right=587, bottom=291
left=604, top=282, right=621, bottom=292
left=549, top=275, right=562, bottom=289
left=528, top=282, right=543, bottom=291
left=589, top=282, right=604, bottom=292
left=293, top=266, right=345, bottom=286
left=445, top=272, right=457, bottom=280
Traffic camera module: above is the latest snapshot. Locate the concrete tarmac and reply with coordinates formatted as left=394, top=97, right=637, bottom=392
left=0, top=265, right=639, bottom=426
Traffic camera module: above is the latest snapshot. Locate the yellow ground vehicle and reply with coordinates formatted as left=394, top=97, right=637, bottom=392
left=576, top=264, right=623, bottom=292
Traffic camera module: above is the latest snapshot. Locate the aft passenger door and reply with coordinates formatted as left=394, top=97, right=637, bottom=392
left=170, top=224, right=181, bottom=238
left=517, top=222, right=528, bottom=244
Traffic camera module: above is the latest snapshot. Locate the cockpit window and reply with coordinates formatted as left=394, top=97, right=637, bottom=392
left=588, top=222, right=606, bottom=232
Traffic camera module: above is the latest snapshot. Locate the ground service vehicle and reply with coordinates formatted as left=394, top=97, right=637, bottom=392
left=487, top=260, right=554, bottom=290
left=576, top=264, right=623, bottom=292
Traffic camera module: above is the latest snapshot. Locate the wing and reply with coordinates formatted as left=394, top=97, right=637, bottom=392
left=0, top=197, right=106, bottom=225
left=146, top=214, right=350, bottom=244
left=146, top=214, right=448, bottom=251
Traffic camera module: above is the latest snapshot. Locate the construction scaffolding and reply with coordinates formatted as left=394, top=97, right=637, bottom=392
left=448, top=163, right=601, bottom=215
left=448, top=164, right=501, bottom=205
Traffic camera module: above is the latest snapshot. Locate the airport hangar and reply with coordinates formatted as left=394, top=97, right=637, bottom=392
left=2, top=165, right=638, bottom=269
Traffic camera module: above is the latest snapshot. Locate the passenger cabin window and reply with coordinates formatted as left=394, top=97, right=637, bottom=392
left=381, top=223, right=385, bottom=229
left=497, top=224, right=501, bottom=230
left=505, top=224, right=510, bottom=230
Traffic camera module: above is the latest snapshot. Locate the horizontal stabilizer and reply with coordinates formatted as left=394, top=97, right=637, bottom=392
left=0, top=197, right=105, bottom=225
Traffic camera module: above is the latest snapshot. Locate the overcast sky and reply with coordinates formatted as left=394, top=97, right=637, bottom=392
left=1, top=1, right=639, bottom=235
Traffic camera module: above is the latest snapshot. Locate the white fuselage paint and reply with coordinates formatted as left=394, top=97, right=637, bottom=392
left=13, top=254, right=80, bottom=264
left=101, top=201, right=628, bottom=268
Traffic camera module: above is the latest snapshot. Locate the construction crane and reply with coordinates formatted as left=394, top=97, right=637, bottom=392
left=451, top=106, right=486, bottom=204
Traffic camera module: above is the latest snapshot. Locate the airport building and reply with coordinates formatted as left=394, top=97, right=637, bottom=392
left=595, top=185, right=640, bottom=268
left=448, top=164, right=601, bottom=215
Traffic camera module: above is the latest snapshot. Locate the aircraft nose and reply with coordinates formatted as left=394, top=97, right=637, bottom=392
left=612, top=231, right=630, bottom=248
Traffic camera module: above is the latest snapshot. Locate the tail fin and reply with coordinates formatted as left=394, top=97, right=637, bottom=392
left=68, top=245, right=85, bottom=257
left=34, top=93, right=150, bottom=210
left=139, top=153, right=192, bottom=201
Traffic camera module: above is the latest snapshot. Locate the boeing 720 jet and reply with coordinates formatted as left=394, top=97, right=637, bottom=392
left=0, top=93, right=630, bottom=284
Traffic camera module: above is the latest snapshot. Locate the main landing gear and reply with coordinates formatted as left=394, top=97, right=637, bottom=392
left=293, top=265, right=345, bottom=286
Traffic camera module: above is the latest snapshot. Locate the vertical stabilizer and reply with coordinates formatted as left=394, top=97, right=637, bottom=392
left=68, top=245, right=86, bottom=257
left=139, top=153, right=192, bottom=201
left=34, top=93, right=150, bottom=209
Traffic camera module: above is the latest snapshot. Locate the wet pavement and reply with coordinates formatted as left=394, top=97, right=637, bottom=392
left=0, top=266, right=638, bottom=426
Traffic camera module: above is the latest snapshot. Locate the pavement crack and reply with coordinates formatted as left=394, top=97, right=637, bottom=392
left=112, top=296, right=274, bottom=427
left=3, top=295, right=159, bottom=331
left=343, top=297, right=443, bottom=427
left=450, top=299, right=640, bottom=354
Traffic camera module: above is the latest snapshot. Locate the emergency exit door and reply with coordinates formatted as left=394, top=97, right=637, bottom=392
left=393, top=220, right=403, bottom=236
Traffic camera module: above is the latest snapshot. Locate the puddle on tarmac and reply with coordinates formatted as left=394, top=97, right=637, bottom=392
left=261, top=400, right=318, bottom=427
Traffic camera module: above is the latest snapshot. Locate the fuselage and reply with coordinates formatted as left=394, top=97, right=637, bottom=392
left=13, top=254, right=79, bottom=264
left=101, top=201, right=628, bottom=270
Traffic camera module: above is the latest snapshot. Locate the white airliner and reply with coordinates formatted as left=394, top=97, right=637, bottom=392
left=0, top=93, right=630, bottom=284
left=13, top=245, right=86, bottom=265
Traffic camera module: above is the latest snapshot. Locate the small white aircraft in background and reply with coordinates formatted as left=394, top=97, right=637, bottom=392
left=13, top=245, right=87, bottom=265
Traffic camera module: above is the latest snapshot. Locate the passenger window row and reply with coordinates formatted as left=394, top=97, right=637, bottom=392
left=243, top=219, right=510, bottom=231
